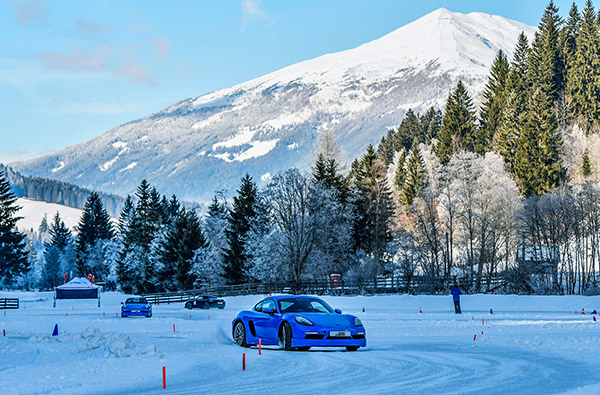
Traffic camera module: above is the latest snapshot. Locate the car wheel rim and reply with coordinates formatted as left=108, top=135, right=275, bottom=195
left=234, top=323, right=244, bottom=345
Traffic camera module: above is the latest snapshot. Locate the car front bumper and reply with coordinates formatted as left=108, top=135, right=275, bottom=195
left=291, top=325, right=366, bottom=348
left=121, top=310, right=151, bottom=317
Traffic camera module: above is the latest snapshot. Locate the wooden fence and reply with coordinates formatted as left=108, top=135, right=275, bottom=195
left=0, top=298, right=19, bottom=309
left=141, top=275, right=504, bottom=305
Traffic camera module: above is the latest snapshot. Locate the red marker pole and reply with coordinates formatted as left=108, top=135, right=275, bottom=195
left=208, top=314, right=210, bottom=321
left=162, top=366, right=166, bottom=389
left=3, top=329, right=5, bottom=337
left=259, top=339, right=262, bottom=355
left=173, top=324, right=176, bottom=332
left=482, top=318, right=484, bottom=326
left=473, top=334, right=477, bottom=341
left=243, top=353, right=246, bottom=371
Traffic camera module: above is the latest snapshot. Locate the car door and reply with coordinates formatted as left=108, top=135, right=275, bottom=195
left=253, top=299, right=279, bottom=341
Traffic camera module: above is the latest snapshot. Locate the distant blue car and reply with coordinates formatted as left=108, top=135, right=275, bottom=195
left=232, top=295, right=366, bottom=351
left=121, top=297, right=152, bottom=318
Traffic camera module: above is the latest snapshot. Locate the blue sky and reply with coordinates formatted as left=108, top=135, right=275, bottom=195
left=0, top=0, right=587, bottom=163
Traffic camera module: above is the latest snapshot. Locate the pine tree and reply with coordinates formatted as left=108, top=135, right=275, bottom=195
left=421, top=107, right=443, bottom=145
left=514, top=88, right=565, bottom=196
left=566, top=0, right=600, bottom=132
left=45, top=212, right=72, bottom=252
left=394, top=149, right=408, bottom=191
left=159, top=209, right=207, bottom=290
left=350, top=145, right=393, bottom=272
left=0, top=172, right=29, bottom=284
left=402, top=146, right=427, bottom=206
left=478, top=50, right=510, bottom=153
left=312, top=153, right=349, bottom=203
left=529, top=1, right=564, bottom=103
left=582, top=148, right=592, bottom=177
left=75, top=192, right=114, bottom=276
left=223, top=174, right=259, bottom=284
left=494, top=91, right=521, bottom=173
left=435, top=81, right=477, bottom=164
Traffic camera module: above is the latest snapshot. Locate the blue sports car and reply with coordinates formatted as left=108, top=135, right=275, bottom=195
left=121, top=297, right=152, bottom=318
left=232, top=295, right=366, bottom=351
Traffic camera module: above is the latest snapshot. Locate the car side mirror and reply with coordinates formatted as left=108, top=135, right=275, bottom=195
left=335, top=309, right=342, bottom=314
left=121, top=302, right=124, bottom=305
left=263, top=307, right=275, bottom=315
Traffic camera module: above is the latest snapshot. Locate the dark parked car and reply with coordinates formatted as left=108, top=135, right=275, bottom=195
left=185, top=295, right=225, bottom=310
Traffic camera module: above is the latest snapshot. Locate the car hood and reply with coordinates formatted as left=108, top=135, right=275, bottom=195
left=288, top=313, right=355, bottom=327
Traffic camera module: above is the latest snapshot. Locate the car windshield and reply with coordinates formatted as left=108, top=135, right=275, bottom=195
left=278, top=298, right=334, bottom=313
left=126, top=298, right=147, bottom=304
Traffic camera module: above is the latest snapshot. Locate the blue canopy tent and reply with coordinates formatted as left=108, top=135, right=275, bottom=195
left=53, top=277, right=101, bottom=307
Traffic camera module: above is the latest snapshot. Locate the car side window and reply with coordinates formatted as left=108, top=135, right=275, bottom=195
left=263, top=299, right=276, bottom=313
left=311, top=301, right=328, bottom=312
left=254, top=301, right=263, bottom=312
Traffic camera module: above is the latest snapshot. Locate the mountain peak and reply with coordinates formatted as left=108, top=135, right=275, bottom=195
left=15, top=10, right=536, bottom=202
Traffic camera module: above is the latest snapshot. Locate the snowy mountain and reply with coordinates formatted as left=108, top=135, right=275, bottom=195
left=15, top=198, right=83, bottom=234
left=13, top=8, right=536, bottom=202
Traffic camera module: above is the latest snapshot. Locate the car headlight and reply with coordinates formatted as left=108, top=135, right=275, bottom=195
left=145, top=305, right=151, bottom=309
left=122, top=304, right=127, bottom=309
left=294, top=316, right=314, bottom=326
left=354, top=317, right=363, bottom=327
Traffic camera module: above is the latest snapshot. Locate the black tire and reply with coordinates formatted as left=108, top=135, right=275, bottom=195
left=202, top=302, right=209, bottom=309
left=280, top=322, right=293, bottom=351
left=185, top=302, right=193, bottom=309
left=218, top=304, right=225, bottom=309
left=233, top=321, right=249, bottom=348
left=146, top=313, right=152, bottom=318
left=346, top=346, right=359, bottom=352
left=296, top=346, right=310, bottom=351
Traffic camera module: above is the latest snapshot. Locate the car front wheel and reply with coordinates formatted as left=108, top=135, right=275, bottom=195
left=185, top=302, right=193, bottom=309
left=233, top=321, right=249, bottom=348
left=280, top=322, right=293, bottom=351
left=345, top=346, right=359, bottom=352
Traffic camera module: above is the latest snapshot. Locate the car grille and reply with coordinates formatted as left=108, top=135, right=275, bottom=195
left=304, top=334, right=325, bottom=340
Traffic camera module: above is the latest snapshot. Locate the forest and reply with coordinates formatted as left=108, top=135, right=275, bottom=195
left=2, top=1, right=600, bottom=295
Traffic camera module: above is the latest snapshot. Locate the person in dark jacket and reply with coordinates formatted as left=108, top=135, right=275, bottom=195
left=451, top=285, right=462, bottom=314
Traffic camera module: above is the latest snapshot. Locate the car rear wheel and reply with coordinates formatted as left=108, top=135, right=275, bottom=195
left=202, top=302, right=209, bottom=309
left=280, top=322, right=293, bottom=351
left=233, top=321, right=249, bottom=348
left=185, top=302, right=193, bottom=309
left=345, top=346, right=359, bottom=352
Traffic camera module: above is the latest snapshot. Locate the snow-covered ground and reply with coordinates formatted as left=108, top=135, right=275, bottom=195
left=1, top=292, right=599, bottom=394
left=15, top=198, right=82, bottom=233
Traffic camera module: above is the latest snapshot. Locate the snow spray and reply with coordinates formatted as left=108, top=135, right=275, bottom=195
left=243, top=353, right=246, bottom=371
left=162, top=366, right=166, bottom=389
left=52, top=324, right=58, bottom=336
left=259, top=339, right=262, bottom=355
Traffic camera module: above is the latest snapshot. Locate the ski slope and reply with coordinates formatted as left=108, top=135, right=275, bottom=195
left=1, top=292, right=599, bottom=394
